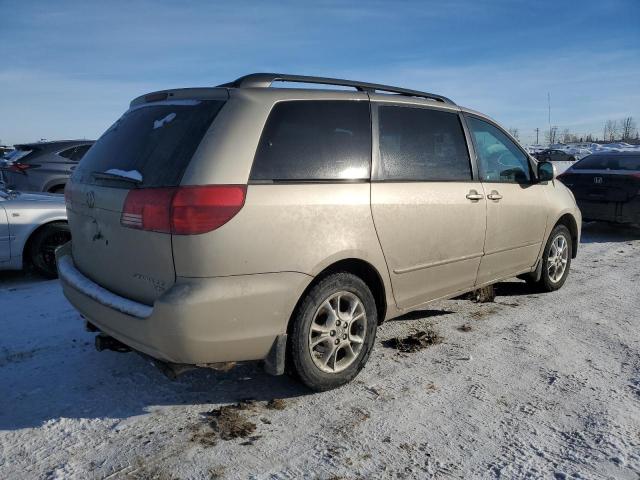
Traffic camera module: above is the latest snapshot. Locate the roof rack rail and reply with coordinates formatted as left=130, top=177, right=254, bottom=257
left=216, top=73, right=456, bottom=105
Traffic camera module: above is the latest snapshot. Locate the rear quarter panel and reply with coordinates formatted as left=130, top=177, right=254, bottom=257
left=171, top=183, right=397, bottom=318
left=3, top=199, right=67, bottom=264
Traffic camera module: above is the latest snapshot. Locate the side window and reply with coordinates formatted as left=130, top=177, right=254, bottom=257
left=58, top=146, right=78, bottom=160
left=466, top=116, right=531, bottom=183
left=251, top=101, right=371, bottom=181
left=71, top=144, right=91, bottom=161
left=377, top=106, right=472, bottom=181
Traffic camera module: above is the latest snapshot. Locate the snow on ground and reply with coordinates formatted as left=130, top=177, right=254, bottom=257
left=1, top=223, right=640, bottom=479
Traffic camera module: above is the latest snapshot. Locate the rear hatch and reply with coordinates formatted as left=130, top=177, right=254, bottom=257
left=66, top=92, right=227, bottom=305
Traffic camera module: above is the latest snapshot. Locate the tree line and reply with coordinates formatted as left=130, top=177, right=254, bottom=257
left=509, top=116, right=639, bottom=145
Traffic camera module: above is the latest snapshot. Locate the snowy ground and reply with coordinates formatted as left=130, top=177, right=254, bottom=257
left=1, top=222, right=639, bottom=479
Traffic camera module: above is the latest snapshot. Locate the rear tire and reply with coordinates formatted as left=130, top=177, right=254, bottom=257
left=29, top=222, right=71, bottom=278
left=288, top=272, right=378, bottom=391
left=534, top=224, right=572, bottom=292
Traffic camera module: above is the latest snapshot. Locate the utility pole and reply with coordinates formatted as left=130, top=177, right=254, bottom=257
left=535, top=128, right=539, bottom=144
left=548, top=92, right=551, bottom=145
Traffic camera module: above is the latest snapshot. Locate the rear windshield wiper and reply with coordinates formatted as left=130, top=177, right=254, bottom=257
left=91, top=171, right=143, bottom=185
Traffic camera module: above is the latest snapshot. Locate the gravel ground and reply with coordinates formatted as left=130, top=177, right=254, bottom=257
left=1, top=222, right=639, bottom=480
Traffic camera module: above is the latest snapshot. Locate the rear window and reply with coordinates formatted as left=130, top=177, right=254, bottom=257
left=573, top=155, right=640, bottom=171
left=378, top=106, right=471, bottom=181
left=250, top=100, right=371, bottom=181
left=73, top=100, right=225, bottom=187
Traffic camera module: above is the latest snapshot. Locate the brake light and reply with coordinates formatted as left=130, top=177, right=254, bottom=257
left=121, top=185, right=246, bottom=235
left=6, top=162, right=32, bottom=174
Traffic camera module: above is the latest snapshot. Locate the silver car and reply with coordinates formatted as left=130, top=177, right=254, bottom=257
left=1, top=185, right=69, bottom=277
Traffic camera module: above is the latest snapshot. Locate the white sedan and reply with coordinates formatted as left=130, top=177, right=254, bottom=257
left=0, top=186, right=69, bottom=277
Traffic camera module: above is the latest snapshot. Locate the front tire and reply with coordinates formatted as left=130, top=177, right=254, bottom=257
left=29, top=222, right=71, bottom=278
left=288, top=272, right=378, bottom=391
left=535, top=224, right=572, bottom=292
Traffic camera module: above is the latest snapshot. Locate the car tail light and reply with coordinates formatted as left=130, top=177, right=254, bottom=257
left=121, top=185, right=246, bottom=235
left=6, top=162, right=32, bottom=174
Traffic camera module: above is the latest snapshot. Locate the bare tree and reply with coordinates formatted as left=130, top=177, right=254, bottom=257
left=507, top=127, right=520, bottom=140
left=560, top=128, right=578, bottom=143
left=545, top=126, right=558, bottom=144
left=604, top=120, right=618, bottom=142
left=620, top=117, right=637, bottom=141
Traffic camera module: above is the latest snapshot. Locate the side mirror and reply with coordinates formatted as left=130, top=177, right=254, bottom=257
left=537, top=161, right=555, bottom=182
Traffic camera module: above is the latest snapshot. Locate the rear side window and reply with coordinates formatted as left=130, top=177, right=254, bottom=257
left=59, top=144, right=91, bottom=161
left=573, top=155, right=640, bottom=171
left=377, top=106, right=471, bottom=181
left=73, top=100, right=225, bottom=187
left=250, top=100, right=371, bottom=181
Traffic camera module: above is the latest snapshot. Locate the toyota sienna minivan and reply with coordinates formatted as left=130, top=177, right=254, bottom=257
left=58, top=73, right=581, bottom=391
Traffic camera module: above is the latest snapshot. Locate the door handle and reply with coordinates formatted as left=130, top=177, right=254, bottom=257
left=487, top=190, right=503, bottom=201
left=466, top=190, right=484, bottom=201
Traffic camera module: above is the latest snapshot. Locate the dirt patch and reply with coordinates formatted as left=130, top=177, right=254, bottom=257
left=266, top=399, right=286, bottom=410
left=470, top=306, right=499, bottom=320
left=383, top=328, right=443, bottom=353
left=192, top=402, right=257, bottom=446
left=468, top=285, right=496, bottom=303
left=458, top=323, right=473, bottom=332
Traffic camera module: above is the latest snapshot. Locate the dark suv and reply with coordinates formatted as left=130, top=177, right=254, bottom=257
left=1, top=140, right=94, bottom=193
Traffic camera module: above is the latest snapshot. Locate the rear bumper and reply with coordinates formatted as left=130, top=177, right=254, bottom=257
left=56, top=242, right=311, bottom=364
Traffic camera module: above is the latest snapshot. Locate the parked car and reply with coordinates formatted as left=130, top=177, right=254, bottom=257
left=534, top=149, right=576, bottom=163
left=58, top=73, right=581, bottom=391
left=1, top=140, right=94, bottom=194
left=0, top=145, right=14, bottom=157
left=558, top=152, right=640, bottom=224
left=0, top=185, right=70, bottom=277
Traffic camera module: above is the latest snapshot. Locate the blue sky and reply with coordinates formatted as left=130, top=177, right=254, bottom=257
left=0, top=0, right=638, bottom=145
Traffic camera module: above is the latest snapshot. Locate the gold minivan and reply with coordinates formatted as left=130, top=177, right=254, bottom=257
left=58, top=73, right=581, bottom=391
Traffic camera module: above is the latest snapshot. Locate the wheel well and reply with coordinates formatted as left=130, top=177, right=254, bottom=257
left=556, top=214, right=579, bottom=258
left=48, top=184, right=66, bottom=193
left=287, top=258, right=388, bottom=333
left=22, top=221, right=68, bottom=265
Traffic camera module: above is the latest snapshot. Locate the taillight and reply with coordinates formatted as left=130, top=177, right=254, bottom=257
left=121, top=185, right=246, bottom=235
left=121, top=188, right=175, bottom=233
left=7, top=162, right=32, bottom=174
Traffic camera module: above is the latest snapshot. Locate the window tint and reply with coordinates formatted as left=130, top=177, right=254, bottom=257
left=73, top=100, right=225, bottom=187
left=466, top=116, right=531, bottom=183
left=250, top=101, right=371, bottom=181
left=573, top=155, right=640, bottom=171
left=72, top=144, right=91, bottom=161
left=378, top=106, right=471, bottom=181
left=58, top=146, right=78, bottom=160
left=59, top=144, right=92, bottom=161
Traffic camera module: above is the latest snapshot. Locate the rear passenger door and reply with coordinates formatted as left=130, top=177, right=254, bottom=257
left=464, top=115, right=548, bottom=284
left=371, top=103, right=486, bottom=309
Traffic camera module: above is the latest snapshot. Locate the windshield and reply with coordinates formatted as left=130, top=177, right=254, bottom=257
left=72, top=99, right=226, bottom=188
left=573, top=155, right=640, bottom=171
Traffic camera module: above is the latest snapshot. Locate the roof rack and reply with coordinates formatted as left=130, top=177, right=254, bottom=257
left=216, top=73, right=456, bottom=105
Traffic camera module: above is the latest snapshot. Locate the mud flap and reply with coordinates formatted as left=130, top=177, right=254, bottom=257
left=264, top=334, right=287, bottom=376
